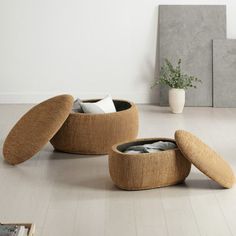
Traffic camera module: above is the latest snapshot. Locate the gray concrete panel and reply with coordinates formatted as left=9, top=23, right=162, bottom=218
left=159, top=5, right=226, bottom=106
left=213, top=39, right=236, bottom=107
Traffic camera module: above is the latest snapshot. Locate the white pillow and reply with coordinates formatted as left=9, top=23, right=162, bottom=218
left=80, top=95, right=116, bottom=114
left=72, top=98, right=83, bottom=112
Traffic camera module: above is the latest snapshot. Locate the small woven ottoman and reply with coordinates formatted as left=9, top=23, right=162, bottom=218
left=109, top=138, right=191, bottom=190
left=50, top=99, right=139, bottom=154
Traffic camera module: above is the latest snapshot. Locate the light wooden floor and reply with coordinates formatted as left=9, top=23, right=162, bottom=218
left=0, top=104, right=236, bottom=236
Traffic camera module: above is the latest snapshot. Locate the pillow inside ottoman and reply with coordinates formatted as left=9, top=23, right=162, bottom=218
left=74, top=95, right=116, bottom=114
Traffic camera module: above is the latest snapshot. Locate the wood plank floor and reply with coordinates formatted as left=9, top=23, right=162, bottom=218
left=0, top=104, right=236, bottom=236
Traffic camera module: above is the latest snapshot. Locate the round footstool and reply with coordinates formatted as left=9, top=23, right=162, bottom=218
left=50, top=99, right=139, bottom=154
left=109, top=138, right=191, bottom=190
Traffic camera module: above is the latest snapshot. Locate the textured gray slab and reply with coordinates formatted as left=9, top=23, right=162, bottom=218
left=213, top=40, right=236, bottom=107
left=159, top=5, right=226, bottom=106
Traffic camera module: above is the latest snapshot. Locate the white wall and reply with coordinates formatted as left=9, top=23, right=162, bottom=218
left=0, top=0, right=236, bottom=103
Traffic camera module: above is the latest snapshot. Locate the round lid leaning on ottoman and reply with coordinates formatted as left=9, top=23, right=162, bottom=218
left=3, top=94, right=74, bottom=165
left=175, top=130, right=235, bottom=189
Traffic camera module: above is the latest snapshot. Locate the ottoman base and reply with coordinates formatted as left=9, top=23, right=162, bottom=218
left=109, top=138, right=191, bottom=190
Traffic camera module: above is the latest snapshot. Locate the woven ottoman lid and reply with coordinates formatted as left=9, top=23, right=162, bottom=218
left=175, top=130, right=235, bottom=188
left=3, top=94, right=73, bottom=165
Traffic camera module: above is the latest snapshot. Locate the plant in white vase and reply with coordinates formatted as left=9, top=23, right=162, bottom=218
left=153, top=59, right=201, bottom=113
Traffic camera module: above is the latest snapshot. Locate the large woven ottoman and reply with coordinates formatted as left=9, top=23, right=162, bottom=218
left=50, top=99, right=139, bottom=154
left=109, top=138, right=191, bottom=190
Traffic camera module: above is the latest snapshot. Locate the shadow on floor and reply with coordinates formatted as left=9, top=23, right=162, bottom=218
left=7, top=150, right=226, bottom=195
left=49, top=149, right=104, bottom=160
left=180, top=171, right=224, bottom=190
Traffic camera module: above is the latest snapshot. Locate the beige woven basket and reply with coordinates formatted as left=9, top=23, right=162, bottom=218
left=109, top=138, right=191, bottom=190
left=50, top=99, right=139, bottom=154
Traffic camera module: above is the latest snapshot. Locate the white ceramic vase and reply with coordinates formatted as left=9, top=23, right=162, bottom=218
left=168, top=88, right=185, bottom=114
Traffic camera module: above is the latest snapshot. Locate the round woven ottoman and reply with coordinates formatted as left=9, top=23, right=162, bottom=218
left=50, top=99, right=139, bottom=154
left=109, top=138, right=191, bottom=190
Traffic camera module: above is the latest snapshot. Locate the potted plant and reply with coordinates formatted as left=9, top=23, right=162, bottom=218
left=153, top=59, right=201, bottom=113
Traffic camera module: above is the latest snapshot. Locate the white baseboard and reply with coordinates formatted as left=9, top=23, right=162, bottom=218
left=0, top=92, right=157, bottom=104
